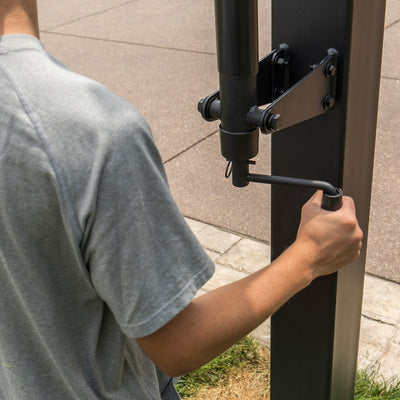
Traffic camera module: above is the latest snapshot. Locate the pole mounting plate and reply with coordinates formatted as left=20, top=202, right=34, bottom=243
left=248, top=47, right=339, bottom=134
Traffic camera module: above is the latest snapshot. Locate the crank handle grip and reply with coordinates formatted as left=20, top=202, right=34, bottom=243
left=322, top=188, right=343, bottom=211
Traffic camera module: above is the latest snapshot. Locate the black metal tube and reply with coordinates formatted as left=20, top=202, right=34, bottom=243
left=214, top=0, right=260, bottom=163
left=214, top=0, right=259, bottom=78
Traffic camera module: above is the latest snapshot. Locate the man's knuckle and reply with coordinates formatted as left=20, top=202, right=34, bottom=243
left=341, top=215, right=357, bottom=231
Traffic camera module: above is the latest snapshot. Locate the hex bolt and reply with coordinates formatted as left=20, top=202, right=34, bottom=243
left=198, top=96, right=221, bottom=121
left=274, top=87, right=285, bottom=99
left=325, top=63, right=336, bottom=78
left=323, top=95, right=335, bottom=110
left=276, top=57, right=287, bottom=66
left=197, top=98, right=205, bottom=113
left=267, top=113, right=282, bottom=131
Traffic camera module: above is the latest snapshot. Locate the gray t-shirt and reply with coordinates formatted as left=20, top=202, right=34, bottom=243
left=0, top=35, right=214, bottom=399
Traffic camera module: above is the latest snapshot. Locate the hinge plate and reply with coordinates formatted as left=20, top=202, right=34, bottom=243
left=257, top=48, right=339, bottom=133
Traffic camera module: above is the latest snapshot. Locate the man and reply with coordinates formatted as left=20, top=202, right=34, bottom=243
left=0, top=1, right=363, bottom=399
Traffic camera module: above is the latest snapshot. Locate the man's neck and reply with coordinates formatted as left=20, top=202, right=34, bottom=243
left=0, top=1, right=39, bottom=38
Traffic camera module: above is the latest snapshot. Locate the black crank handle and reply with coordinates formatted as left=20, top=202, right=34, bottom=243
left=246, top=172, right=343, bottom=211
left=322, top=188, right=343, bottom=211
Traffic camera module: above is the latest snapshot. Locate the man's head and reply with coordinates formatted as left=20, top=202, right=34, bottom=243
left=0, top=0, right=39, bottom=38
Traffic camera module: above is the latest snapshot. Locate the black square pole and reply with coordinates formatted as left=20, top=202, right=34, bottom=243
left=270, top=1, right=386, bottom=399
left=199, top=1, right=385, bottom=396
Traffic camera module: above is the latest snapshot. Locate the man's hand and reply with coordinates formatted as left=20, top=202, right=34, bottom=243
left=136, top=191, right=363, bottom=377
left=294, top=190, right=363, bottom=280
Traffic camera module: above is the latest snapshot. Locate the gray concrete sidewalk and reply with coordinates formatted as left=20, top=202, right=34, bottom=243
left=186, top=217, right=400, bottom=382
left=37, top=0, right=400, bottom=283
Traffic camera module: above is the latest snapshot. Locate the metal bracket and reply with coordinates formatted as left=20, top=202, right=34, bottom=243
left=248, top=47, right=338, bottom=134
left=197, top=44, right=291, bottom=122
left=257, top=43, right=290, bottom=106
left=198, top=46, right=338, bottom=134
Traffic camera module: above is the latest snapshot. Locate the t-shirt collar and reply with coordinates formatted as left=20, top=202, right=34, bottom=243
left=0, top=34, right=44, bottom=54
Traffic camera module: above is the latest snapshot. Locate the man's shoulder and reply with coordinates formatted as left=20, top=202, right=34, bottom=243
left=0, top=36, right=151, bottom=147
left=29, top=49, right=154, bottom=159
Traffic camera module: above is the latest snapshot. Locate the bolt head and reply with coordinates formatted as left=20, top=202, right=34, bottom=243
left=197, top=98, right=204, bottom=113
left=323, top=95, right=335, bottom=110
left=325, top=63, right=336, bottom=78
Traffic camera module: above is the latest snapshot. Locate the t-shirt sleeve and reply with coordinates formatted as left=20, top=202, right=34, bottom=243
left=82, top=110, right=214, bottom=339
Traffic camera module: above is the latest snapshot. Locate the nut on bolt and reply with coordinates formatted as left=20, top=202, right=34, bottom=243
left=267, top=113, right=282, bottom=131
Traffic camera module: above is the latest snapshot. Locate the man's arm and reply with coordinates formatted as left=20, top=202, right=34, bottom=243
left=136, top=191, right=363, bottom=377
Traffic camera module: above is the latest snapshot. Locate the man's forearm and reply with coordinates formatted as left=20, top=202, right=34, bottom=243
left=136, top=192, right=363, bottom=377
left=137, top=242, right=312, bottom=377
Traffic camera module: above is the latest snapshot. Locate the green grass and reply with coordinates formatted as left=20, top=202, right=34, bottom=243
left=175, top=336, right=262, bottom=398
left=355, top=369, right=400, bottom=399
left=176, top=336, right=400, bottom=400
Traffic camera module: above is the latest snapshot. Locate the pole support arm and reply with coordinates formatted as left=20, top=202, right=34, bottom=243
left=247, top=48, right=339, bottom=134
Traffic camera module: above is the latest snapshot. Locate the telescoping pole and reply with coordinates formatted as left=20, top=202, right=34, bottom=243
left=214, top=0, right=259, bottom=187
